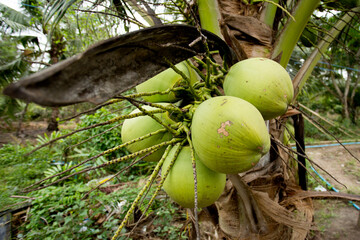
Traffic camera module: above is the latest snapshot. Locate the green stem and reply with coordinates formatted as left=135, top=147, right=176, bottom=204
left=185, top=128, right=200, bottom=240
left=164, top=58, right=201, bottom=101
left=105, top=138, right=181, bottom=166
left=198, top=0, right=223, bottom=39
left=124, top=87, right=185, bottom=99
left=260, top=0, right=279, bottom=28
left=26, top=128, right=168, bottom=189
left=128, top=143, right=184, bottom=234
left=25, top=110, right=164, bottom=156
left=111, top=144, right=174, bottom=240
left=271, top=0, right=320, bottom=67
left=144, top=102, right=183, bottom=115
left=130, top=100, right=179, bottom=135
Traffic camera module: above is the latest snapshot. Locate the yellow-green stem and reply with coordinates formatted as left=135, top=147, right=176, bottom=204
left=130, top=143, right=184, bottom=231
left=198, top=0, right=223, bottom=39
left=185, top=128, right=200, bottom=240
left=105, top=138, right=181, bottom=166
left=131, top=101, right=179, bottom=135
left=164, top=58, right=201, bottom=101
left=272, top=0, right=320, bottom=67
left=111, top=144, right=174, bottom=240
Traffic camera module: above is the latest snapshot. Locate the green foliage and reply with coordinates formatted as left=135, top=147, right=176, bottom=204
left=0, top=95, right=23, bottom=121
left=20, top=183, right=129, bottom=239
left=0, top=143, right=50, bottom=206
left=0, top=3, right=31, bottom=32
left=17, top=182, right=186, bottom=239
left=0, top=110, right=184, bottom=239
left=152, top=201, right=188, bottom=239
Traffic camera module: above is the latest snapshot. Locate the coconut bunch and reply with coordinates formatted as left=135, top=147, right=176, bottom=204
left=17, top=55, right=295, bottom=238
left=120, top=57, right=294, bottom=210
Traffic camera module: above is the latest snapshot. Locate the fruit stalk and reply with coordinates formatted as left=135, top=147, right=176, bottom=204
left=186, top=129, right=200, bottom=240
left=111, top=144, right=174, bottom=240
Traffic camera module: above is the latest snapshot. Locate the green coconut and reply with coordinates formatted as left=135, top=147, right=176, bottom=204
left=162, top=145, right=226, bottom=208
left=136, top=61, right=199, bottom=103
left=191, top=96, right=270, bottom=174
left=223, top=58, right=294, bottom=120
left=121, top=105, right=175, bottom=162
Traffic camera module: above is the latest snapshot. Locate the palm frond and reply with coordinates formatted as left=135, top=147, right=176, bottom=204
left=0, top=57, right=30, bottom=86
left=0, top=3, right=32, bottom=32
left=44, top=0, right=80, bottom=32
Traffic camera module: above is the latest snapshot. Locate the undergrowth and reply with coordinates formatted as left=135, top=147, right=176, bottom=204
left=0, top=106, right=185, bottom=239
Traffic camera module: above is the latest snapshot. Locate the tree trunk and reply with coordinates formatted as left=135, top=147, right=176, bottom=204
left=46, top=30, right=65, bottom=131
left=47, top=107, right=59, bottom=132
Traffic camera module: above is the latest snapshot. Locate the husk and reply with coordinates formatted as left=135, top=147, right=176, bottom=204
left=162, top=146, right=226, bottom=208
left=191, top=96, right=270, bottom=174
left=135, top=61, right=199, bottom=103
left=223, top=58, right=294, bottom=120
left=121, top=105, right=174, bottom=161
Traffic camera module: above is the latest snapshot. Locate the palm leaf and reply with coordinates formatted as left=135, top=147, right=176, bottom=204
left=293, top=7, right=360, bottom=99
left=44, top=0, right=80, bottom=31
left=0, top=58, right=30, bottom=86
left=0, top=3, right=32, bottom=32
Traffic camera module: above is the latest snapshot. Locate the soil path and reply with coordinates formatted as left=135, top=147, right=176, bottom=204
left=306, top=144, right=360, bottom=240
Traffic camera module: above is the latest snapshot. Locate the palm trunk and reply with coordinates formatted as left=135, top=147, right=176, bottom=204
left=46, top=30, right=65, bottom=132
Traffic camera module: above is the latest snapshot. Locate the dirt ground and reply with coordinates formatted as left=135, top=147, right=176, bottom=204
left=1, top=122, right=359, bottom=239
left=0, top=121, right=76, bottom=146
left=306, top=144, right=360, bottom=240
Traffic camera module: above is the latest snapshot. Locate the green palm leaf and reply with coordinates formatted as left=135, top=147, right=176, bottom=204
left=0, top=3, right=31, bottom=32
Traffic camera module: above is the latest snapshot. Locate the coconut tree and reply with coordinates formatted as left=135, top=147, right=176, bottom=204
left=3, top=0, right=360, bottom=239
left=0, top=2, right=42, bottom=125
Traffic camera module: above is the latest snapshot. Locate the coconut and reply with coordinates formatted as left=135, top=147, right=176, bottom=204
left=223, top=58, right=294, bottom=120
left=136, top=61, right=199, bottom=103
left=191, top=96, right=270, bottom=174
left=121, top=105, right=174, bottom=162
left=162, top=145, right=226, bottom=208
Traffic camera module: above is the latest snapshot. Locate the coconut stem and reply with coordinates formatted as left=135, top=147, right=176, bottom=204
left=24, top=139, right=182, bottom=193
left=128, top=99, right=179, bottom=136
left=111, top=144, right=173, bottom=240
left=123, top=87, right=185, bottom=99
left=188, top=58, right=206, bottom=80
left=164, top=58, right=201, bottom=101
left=127, top=143, right=184, bottom=236
left=185, top=127, right=200, bottom=240
left=25, top=109, right=165, bottom=156
left=105, top=138, right=181, bottom=166
left=24, top=128, right=168, bottom=191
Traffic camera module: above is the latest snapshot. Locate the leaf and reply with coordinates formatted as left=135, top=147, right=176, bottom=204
left=3, top=24, right=235, bottom=107
left=47, top=0, right=79, bottom=33
left=0, top=3, right=32, bottom=31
